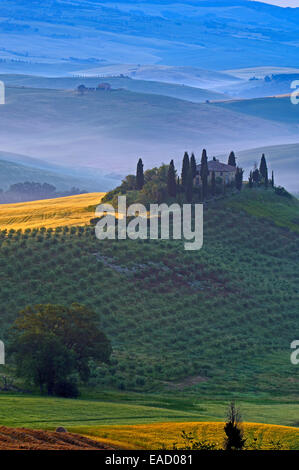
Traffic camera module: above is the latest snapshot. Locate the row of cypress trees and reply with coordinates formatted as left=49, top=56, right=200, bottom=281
left=136, top=150, right=271, bottom=202
left=178, top=150, right=210, bottom=202
left=171, top=150, right=242, bottom=202
left=248, top=154, right=274, bottom=189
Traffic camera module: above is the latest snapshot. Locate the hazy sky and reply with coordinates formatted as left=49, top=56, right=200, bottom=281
left=253, top=0, right=299, bottom=6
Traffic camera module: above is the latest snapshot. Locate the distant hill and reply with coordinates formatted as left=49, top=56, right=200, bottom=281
left=0, top=0, right=298, bottom=70
left=0, top=74, right=229, bottom=103
left=218, top=73, right=299, bottom=99
left=214, top=95, right=299, bottom=124
left=73, top=65, right=240, bottom=90
left=0, top=86, right=296, bottom=178
left=225, top=67, right=299, bottom=80
left=218, top=143, right=299, bottom=194
left=0, top=156, right=119, bottom=192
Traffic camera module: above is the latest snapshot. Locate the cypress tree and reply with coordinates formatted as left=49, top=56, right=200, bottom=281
left=271, top=171, right=274, bottom=188
left=259, top=154, right=268, bottom=187
left=136, top=158, right=144, bottom=190
left=167, top=160, right=177, bottom=198
left=211, top=171, right=216, bottom=196
left=235, top=167, right=244, bottom=191
left=248, top=171, right=253, bottom=188
left=200, top=149, right=209, bottom=200
left=190, top=153, right=197, bottom=178
left=185, top=168, right=193, bottom=203
left=252, top=167, right=260, bottom=185
left=181, top=152, right=190, bottom=189
left=228, top=151, right=236, bottom=167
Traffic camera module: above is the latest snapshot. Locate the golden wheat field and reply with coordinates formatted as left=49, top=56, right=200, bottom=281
left=0, top=193, right=105, bottom=230
left=71, top=422, right=299, bottom=450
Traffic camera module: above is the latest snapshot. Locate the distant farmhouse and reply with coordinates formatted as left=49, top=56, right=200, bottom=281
left=195, top=157, right=236, bottom=185
left=97, top=83, right=111, bottom=91
left=77, top=83, right=112, bottom=94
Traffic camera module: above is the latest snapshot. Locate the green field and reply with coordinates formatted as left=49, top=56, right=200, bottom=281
left=1, top=392, right=299, bottom=429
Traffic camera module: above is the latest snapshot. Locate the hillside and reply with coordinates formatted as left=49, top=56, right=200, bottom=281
left=0, top=188, right=298, bottom=397
left=0, top=159, right=116, bottom=193
left=0, top=86, right=296, bottom=177
left=225, top=67, right=299, bottom=80
left=215, top=95, right=299, bottom=124
left=0, top=1, right=298, bottom=70
left=74, top=65, right=240, bottom=90
left=0, top=192, right=104, bottom=230
left=0, top=75, right=229, bottom=103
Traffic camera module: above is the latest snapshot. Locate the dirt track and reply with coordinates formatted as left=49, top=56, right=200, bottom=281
left=0, top=426, right=116, bottom=450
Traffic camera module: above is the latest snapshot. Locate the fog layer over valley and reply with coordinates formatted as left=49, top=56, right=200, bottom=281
left=0, top=85, right=298, bottom=191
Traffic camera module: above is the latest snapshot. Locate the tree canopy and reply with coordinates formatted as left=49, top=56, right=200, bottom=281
left=9, top=303, right=112, bottom=396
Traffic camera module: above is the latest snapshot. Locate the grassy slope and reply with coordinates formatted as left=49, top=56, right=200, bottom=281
left=1, top=393, right=299, bottom=429
left=0, top=188, right=298, bottom=398
left=0, top=192, right=104, bottom=230
left=227, top=188, right=299, bottom=233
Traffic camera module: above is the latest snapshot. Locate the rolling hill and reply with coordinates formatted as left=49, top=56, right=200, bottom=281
left=74, top=65, right=240, bottom=90
left=0, top=85, right=297, bottom=179
left=0, top=188, right=298, bottom=398
left=0, top=0, right=298, bottom=71
left=0, top=74, right=229, bottom=103
left=0, top=158, right=117, bottom=193
left=215, top=95, right=299, bottom=124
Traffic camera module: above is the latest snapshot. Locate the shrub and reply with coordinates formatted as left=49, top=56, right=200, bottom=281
left=274, top=186, right=292, bottom=199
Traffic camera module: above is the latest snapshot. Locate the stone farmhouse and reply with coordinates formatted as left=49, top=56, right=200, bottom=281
left=195, top=157, right=237, bottom=185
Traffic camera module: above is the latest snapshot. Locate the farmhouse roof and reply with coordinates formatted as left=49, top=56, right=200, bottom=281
left=196, top=159, right=236, bottom=173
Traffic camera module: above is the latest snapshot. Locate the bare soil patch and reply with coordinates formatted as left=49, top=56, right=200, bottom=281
left=0, top=426, right=118, bottom=450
